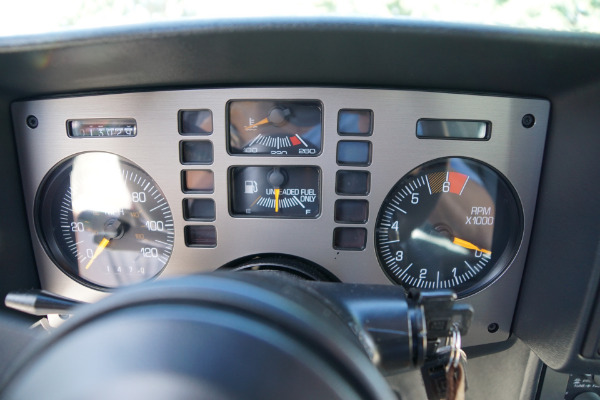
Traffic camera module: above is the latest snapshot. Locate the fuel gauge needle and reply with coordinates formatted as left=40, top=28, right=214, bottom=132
left=85, top=237, right=110, bottom=270
left=274, top=188, right=280, bottom=212
left=452, top=237, right=491, bottom=255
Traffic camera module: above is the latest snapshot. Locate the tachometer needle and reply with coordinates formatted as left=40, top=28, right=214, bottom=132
left=244, top=117, right=270, bottom=130
left=84, top=237, right=110, bottom=270
left=452, top=237, right=492, bottom=255
left=274, top=188, right=280, bottom=212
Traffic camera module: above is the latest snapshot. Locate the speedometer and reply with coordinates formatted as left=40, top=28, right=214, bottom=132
left=374, top=157, right=522, bottom=297
left=36, top=152, right=174, bottom=289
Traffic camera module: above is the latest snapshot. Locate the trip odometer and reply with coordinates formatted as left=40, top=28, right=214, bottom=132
left=36, top=152, right=174, bottom=289
left=374, top=157, right=522, bottom=297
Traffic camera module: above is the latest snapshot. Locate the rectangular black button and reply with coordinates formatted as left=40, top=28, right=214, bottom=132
left=183, top=199, right=216, bottom=221
left=334, top=200, right=368, bottom=224
left=338, top=109, right=373, bottom=135
left=180, top=141, right=214, bottom=164
left=337, top=141, right=371, bottom=166
left=336, top=170, right=370, bottom=195
left=333, top=227, right=367, bottom=250
left=179, top=110, right=213, bottom=134
left=182, top=170, right=214, bottom=193
left=185, top=225, right=217, bottom=247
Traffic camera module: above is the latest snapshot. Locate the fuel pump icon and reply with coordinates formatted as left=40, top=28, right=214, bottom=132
left=244, top=181, right=258, bottom=194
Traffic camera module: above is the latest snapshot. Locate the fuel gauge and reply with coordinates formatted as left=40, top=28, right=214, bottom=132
left=230, top=166, right=320, bottom=218
left=228, top=100, right=322, bottom=156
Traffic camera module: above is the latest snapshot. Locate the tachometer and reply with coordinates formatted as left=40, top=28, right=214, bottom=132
left=36, top=152, right=174, bottom=289
left=374, top=157, right=522, bottom=297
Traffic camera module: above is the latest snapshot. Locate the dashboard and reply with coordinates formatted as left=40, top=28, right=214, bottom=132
left=1, top=19, right=600, bottom=400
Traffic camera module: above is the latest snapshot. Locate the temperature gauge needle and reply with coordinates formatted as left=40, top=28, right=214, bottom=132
left=244, top=117, right=270, bottom=130
left=274, top=188, right=280, bottom=212
left=452, top=237, right=492, bottom=255
left=85, top=237, right=110, bottom=270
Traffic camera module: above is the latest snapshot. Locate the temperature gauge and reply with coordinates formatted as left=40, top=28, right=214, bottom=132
left=229, top=166, right=320, bottom=218
left=228, top=100, right=322, bottom=156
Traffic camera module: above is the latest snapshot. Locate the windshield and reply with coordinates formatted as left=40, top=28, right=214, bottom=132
left=1, top=0, right=599, bottom=37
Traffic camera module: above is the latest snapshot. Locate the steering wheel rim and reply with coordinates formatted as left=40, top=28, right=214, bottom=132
left=1, top=273, right=397, bottom=400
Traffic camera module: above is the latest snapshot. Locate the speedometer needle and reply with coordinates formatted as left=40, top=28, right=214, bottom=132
left=84, top=237, right=110, bottom=270
left=452, top=237, right=492, bottom=255
left=274, top=188, right=280, bottom=212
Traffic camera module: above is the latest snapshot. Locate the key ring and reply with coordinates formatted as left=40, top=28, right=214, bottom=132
left=445, top=323, right=462, bottom=372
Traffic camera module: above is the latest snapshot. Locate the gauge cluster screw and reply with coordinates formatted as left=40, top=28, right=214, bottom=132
left=26, top=115, right=38, bottom=129
left=521, top=114, right=535, bottom=128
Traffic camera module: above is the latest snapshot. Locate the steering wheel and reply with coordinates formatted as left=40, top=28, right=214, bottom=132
left=1, top=273, right=406, bottom=400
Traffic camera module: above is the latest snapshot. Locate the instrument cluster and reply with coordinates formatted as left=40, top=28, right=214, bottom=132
left=12, top=88, right=549, bottom=346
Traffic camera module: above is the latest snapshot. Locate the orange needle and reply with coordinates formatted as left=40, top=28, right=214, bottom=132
left=249, top=196, right=261, bottom=208
left=84, top=237, right=110, bottom=270
left=274, top=188, right=280, bottom=212
left=452, top=237, right=492, bottom=255
left=244, top=117, right=270, bottom=130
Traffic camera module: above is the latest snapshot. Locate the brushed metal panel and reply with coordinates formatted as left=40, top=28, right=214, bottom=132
left=12, top=88, right=550, bottom=346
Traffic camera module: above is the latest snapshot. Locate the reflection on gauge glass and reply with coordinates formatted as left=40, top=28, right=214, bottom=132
left=374, top=157, right=522, bottom=297
left=36, top=152, right=174, bottom=289
left=230, top=166, right=320, bottom=218
left=228, top=100, right=322, bottom=156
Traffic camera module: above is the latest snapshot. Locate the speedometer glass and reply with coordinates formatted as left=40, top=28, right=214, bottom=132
left=374, top=157, right=522, bottom=297
left=36, top=152, right=174, bottom=289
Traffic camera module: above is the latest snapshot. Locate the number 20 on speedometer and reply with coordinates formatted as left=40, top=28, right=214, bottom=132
left=374, top=157, right=523, bottom=297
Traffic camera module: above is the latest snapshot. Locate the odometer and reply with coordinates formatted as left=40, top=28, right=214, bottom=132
left=374, top=157, right=522, bottom=297
left=36, top=152, right=174, bottom=289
